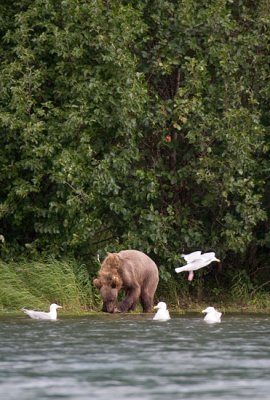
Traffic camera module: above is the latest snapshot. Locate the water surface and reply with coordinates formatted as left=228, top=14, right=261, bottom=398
left=0, top=313, right=269, bottom=399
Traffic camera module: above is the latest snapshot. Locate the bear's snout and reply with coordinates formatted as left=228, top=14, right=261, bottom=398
left=102, top=303, right=115, bottom=313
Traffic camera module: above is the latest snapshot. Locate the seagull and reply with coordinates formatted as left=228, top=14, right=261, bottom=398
left=175, top=251, right=220, bottom=281
left=202, top=306, right=222, bottom=323
left=21, top=303, right=62, bottom=320
left=153, top=302, right=171, bottom=321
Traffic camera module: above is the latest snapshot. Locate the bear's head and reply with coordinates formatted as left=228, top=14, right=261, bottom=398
left=93, top=253, right=123, bottom=313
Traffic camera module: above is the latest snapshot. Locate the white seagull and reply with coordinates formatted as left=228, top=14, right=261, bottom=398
left=202, top=306, right=222, bottom=323
left=175, top=251, right=220, bottom=281
left=21, top=303, right=62, bottom=320
left=153, top=302, right=171, bottom=321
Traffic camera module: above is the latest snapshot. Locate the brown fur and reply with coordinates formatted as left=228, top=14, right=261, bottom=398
left=93, top=250, right=159, bottom=313
left=95, top=253, right=123, bottom=288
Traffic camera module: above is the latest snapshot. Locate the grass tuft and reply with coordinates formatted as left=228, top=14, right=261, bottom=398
left=0, top=258, right=94, bottom=312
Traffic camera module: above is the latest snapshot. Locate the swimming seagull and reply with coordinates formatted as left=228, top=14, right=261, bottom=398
left=175, top=251, right=220, bottom=281
left=21, top=303, right=62, bottom=320
left=202, top=306, right=222, bottom=323
left=153, top=302, right=171, bottom=321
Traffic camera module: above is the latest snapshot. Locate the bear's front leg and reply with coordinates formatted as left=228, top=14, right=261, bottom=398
left=114, top=285, right=141, bottom=313
left=140, top=288, right=154, bottom=312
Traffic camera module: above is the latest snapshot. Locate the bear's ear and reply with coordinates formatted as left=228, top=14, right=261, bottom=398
left=93, top=278, right=102, bottom=289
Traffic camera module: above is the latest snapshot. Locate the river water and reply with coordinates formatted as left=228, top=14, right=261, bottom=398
left=0, top=313, right=269, bottom=399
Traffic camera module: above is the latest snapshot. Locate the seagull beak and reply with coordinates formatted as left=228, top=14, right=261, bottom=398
left=154, top=306, right=158, bottom=309
left=215, top=258, right=221, bottom=263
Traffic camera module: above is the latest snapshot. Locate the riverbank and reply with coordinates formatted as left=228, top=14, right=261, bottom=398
left=1, top=258, right=269, bottom=315
left=1, top=301, right=270, bottom=316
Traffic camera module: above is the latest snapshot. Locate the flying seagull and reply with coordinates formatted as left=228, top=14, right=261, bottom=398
left=21, top=303, right=62, bottom=320
left=153, top=301, right=171, bottom=321
left=175, top=251, right=220, bottom=281
left=202, top=306, right=222, bottom=323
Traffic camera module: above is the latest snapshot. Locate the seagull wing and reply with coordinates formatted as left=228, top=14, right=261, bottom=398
left=32, top=311, right=52, bottom=320
left=176, top=253, right=218, bottom=273
left=200, top=252, right=216, bottom=260
left=181, top=251, right=202, bottom=263
left=186, top=252, right=216, bottom=270
left=180, top=255, right=214, bottom=272
left=22, top=309, right=51, bottom=320
left=21, top=309, right=37, bottom=319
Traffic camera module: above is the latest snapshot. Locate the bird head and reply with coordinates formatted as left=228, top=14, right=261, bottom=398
left=50, top=303, right=62, bottom=311
left=202, top=306, right=216, bottom=314
left=154, top=302, right=167, bottom=310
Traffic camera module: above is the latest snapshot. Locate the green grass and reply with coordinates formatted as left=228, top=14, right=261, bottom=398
left=0, top=258, right=95, bottom=312
left=156, top=272, right=270, bottom=314
left=1, top=259, right=270, bottom=314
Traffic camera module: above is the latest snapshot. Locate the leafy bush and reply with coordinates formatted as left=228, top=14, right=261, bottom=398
left=0, top=1, right=269, bottom=303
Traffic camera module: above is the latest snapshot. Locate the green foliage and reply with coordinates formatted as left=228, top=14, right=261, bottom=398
left=231, top=269, right=254, bottom=301
left=0, top=259, right=94, bottom=311
left=0, top=0, right=147, bottom=257
left=0, top=0, right=270, bottom=304
left=135, top=0, right=268, bottom=257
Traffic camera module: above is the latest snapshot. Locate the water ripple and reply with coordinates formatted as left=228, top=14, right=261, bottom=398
left=0, top=314, right=270, bottom=399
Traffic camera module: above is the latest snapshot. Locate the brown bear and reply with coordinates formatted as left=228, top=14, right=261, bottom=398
left=93, top=249, right=159, bottom=313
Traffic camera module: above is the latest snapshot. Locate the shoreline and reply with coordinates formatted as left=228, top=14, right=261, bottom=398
left=1, top=304, right=269, bottom=317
